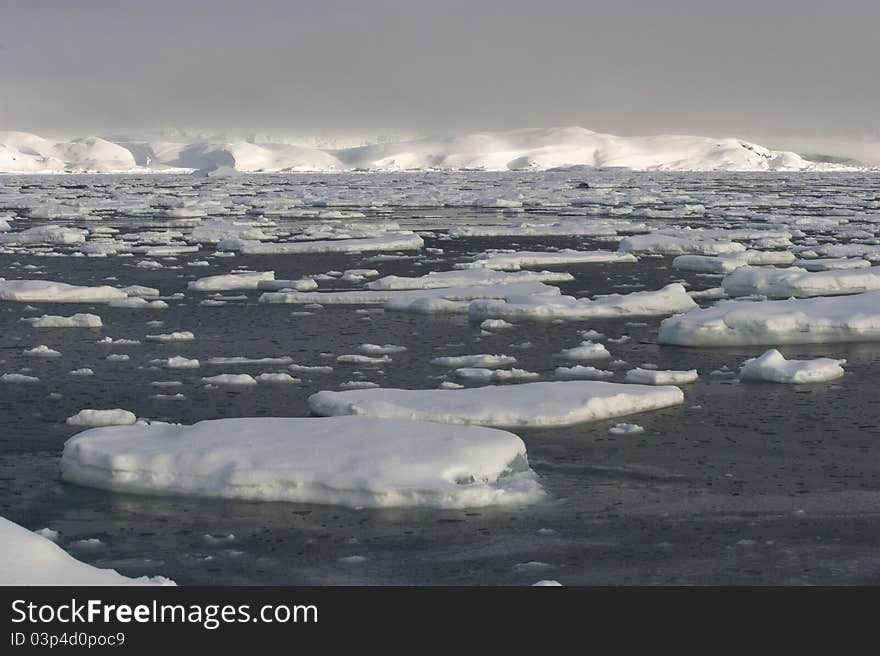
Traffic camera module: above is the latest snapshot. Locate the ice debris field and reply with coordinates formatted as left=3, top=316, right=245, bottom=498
left=1, top=167, right=879, bottom=585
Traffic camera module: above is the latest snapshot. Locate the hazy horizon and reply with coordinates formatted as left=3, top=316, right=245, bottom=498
left=2, top=1, right=879, bottom=161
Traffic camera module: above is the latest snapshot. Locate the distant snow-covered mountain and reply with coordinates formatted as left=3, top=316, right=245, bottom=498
left=0, top=127, right=863, bottom=174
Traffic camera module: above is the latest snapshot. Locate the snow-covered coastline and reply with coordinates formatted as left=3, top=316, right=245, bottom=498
left=0, top=126, right=865, bottom=174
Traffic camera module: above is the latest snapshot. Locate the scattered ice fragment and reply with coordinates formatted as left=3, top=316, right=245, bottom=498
left=739, top=349, right=846, bottom=384
left=608, top=423, right=645, bottom=435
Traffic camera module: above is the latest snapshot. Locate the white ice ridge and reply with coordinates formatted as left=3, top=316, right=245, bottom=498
left=0, top=516, right=174, bottom=585
left=721, top=266, right=880, bottom=298
left=658, top=292, right=880, bottom=346
left=60, top=417, right=544, bottom=509
left=457, top=249, right=637, bottom=271
left=308, top=381, right=684, bottom=428
left=0, top=279, right=127, bottom=303
left=1, top=127, right=846, bottom=173
left=467, top=283, right=697, bottom=321
left=188, top=271, right=274, bottom=291
left=739, top=349, right=846, bottom=384
left=222, top=233, right=424, bottom=255
left=366, top=269, right=573, bottom=290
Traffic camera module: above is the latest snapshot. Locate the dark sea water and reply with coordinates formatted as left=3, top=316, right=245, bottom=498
left=1, top=171, right=880, bottom=584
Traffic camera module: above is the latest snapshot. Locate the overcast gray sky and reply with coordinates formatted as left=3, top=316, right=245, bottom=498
left=1, top=0, right=878, bottom=157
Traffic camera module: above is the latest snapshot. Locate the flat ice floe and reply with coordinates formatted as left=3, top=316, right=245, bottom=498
left=457, top=249, right=637, bottom=271
left=625, top=368, right=698, bottom=385
left=66, top=409, right=138, bottom=427
left=225, top=233, right=424, bottom=255
left=259, top=281, right=558, bottom=308
left=188, top=271, right=274, bottom=291
left=430, top=354, right=517, bottom=368
left=447, top=220, right=635, bottom=238
left=0, top=516, right=173, bottom=585
left=658, top=292, right=880, bottom=346
left=366, top=268, right=572, bottom=290
left=793, top=258, right=871, bottom=272
left=308, top=381, right=684, bottom=428
left=739, top=349, right=846, bottom=384
left=618, top=234, right=746, bottom=255
left=60, top=417, right=543, bottom=509
left=23, top=313, right=102, bottom=328
left=672, top=251, right=795, bottom=274
left=0, top=279, right=127, bottom=303
left=467, top=283, right=697, bottom=321
left=721, top=266, right=880, bottom=298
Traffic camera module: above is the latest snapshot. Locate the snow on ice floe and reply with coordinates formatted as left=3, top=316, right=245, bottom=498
left=739, top=349, right=846, bottom=384
left=23, top=313, right=102, bottom=328
left=658, top=292, right=880, bottom=346
left=308, top=380, right=684, bottom=428
left=721, top=266, right=880, bottom=298
left=366, top=268, right=572, bottom=290
left=188, top=271, right=274, bottom=291
left=66, top=409, right=138, bottom=428
left=0, top=516, right=174, bottom=585
left=457, top=249, right=637, bottom=271
left=0, top=279, right=126, bottom=303
left=625, top=368, right=698, bottom=385
left=59, top=417, right=544, bottom=509
left=467, top=283, right=697, bottom=321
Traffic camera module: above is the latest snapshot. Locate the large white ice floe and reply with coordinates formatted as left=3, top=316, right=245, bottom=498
left=721, top=266, right=880, bottom=298
left=308, top=381, right=684, bottom=428
left=658, top=292, right=880, bottom=346
left=458, top=249, right=637, bottom=270
left=467, top=283, right=697, bottom=321
left=60, top=417, right=544, bottom=509
left=739, top=349, right=846, bottom=384
left=0, top=516, right=173, bottom=585
left=188, top=271, right=274, bottom=291
left=0, top=279, right=127, bottom=303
